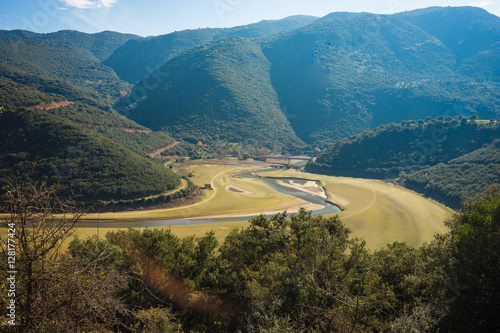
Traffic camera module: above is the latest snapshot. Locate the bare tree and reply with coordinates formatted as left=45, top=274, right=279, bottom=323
left=0, top=181, right=132, bottom=332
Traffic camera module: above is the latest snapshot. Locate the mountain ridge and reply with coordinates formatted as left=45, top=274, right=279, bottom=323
left=0, top=29, right=142, bottom=61
left=125, top=7, right=499, bottom=148
left=125, top=37, right=306, bottom=149
left=103, top=15, right=318, bottom=83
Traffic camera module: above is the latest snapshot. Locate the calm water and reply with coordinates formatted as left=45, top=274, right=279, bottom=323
left=79, top=168, right=341, bottom=228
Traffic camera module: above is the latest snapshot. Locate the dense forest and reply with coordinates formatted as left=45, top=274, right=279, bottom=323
left=0, top=29, right=207, bottom=203
left=308, top=116, right=500, bottom=207
left=0, top=29, right=141, bottom=61
left=0, top=108, right=181, bottom=201
left=124, top=37, right=306, bottom=150
left=123, top=7, right=500, bottom=149
left=104, top=15, right=317, bottom=83
left=406, top=139, right=500, bottom=207
left=1, top=183, right=498, bottom=332
left=2, top=6, right=499, bottom=154
left=0, top=40, right=131, bottom=105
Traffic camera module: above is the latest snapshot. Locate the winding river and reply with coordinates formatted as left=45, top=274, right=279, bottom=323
left=78, top=169, right=341, bottom=228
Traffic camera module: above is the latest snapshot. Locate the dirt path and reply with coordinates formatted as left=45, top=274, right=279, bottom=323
left=146, top=141, right=180, bottom=157
left=27, top=101, right=73, bottom=110
left=165, top=168, right=226, bottom=209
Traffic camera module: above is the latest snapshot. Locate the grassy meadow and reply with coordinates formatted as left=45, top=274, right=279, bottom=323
left=3, top=161, right=455, bottom=250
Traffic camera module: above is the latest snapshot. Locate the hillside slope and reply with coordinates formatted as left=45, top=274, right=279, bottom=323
left=308, top=117, right=500, bottom=207
left=125, top=7, right=500, bottom=149
left=104, top=15, right=317, bottom=83
left=0, top=29, right=141, bottom=61
left=261, top=11, right=499, bottom=145
left=406, top=139, right=500, bottom=206
left=0, top=109, right=181, bottom=201
left=395, top=7, right=500, bottom=66
left=0, top=40, right=131, bottom=104
left=125, top=37, right=306, bottom=149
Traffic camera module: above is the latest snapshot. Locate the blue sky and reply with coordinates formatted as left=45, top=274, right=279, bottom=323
left=1, top=0, right=499, bottom=36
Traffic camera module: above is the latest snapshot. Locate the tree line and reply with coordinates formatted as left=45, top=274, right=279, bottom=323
left=1, top=182, right=498, bottom=332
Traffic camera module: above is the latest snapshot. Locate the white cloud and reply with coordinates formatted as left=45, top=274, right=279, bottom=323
left=471, top=1, right=495, bottom=8
left=59, top=0, right=118, bottom=9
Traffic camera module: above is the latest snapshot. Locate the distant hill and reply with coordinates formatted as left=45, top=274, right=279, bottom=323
left=1, top=69, right=187, bottom=156
left=395, top=7, right=500, bottom=67
left=125, top=7, right=499, bottom=149
left=0, top=29, right=141, bottom=61
left=0, top=40, right=131, bottom=104
left=0, top=109, right=181, bottom=201
left=261, top=10, right=499, bottom=145
left=124, top=37, right=306, bottom=149
left=0, top=28, right=204, bottom=204
left=406, top=139, right=500, bottom=206
left=104, top=15, right=318, bottom=83
left=1, top=6, right=499, bottom=202
left=308, top=117, right=500, bottom=207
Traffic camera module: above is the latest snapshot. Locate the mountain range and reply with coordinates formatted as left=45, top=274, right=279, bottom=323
left=116, top=6, right=500, bottom=148
left=1, top=6, right=499, bottom=201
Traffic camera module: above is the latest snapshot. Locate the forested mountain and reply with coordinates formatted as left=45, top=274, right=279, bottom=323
left=0, top=109, right=180, bottom=201
left=125, top=7, right=499, bottom=149
left=0, top=31, right=190, bottom=203
left=308, top=117, right=500, bottom=207
left=395, top=7, right=500, bottom=68
left=406, top=139, right=500, bottom=206
left=0, top=40, right=131, bottom=104
left=260, top=8, right=499, bottom=145
left=395, top=7, right=500, bottom=81
left=0, top=29, right=141, bottom=61
left=1, top=6, right=499, bottom=201
left=103, top=15, right=318, bottom=83
left=124, top=37, right=306, bottom=149
left=0, top=70, right=182, bottom=155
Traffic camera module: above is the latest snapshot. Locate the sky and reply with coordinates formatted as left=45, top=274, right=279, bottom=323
left=0, top=0, right=499, bottom=36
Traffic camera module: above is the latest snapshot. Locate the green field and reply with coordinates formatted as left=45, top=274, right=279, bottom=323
left=1, top=161, right=455, bottom=249
left=67, top=162, right=456, bottom=249
left=256, top=169, right=454, bottom=247
left=81, top=162, right=312, bottom=223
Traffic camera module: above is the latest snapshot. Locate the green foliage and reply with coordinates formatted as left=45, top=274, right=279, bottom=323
left=312, top=118, right=499, bottom=172
left=125, top=37, right=306, bottom=150
left=104, top=15, right=317, bottom=83
left=406, top=140, right=500, bottom=207
left=395, top=6, right=500, bottom=67
left=309, top=118, right=500, bottom=207
left=0, top=109, right=181, bottom=201
left=93, top=128, right=176, bottom=155
left=0, top=73, right=186, bottom=157
left=134, top=307, right=182, bottom=333
left=0, top=40, right=131, bottom=104
left=120, top=8, right=500, bottom=149
left=1, top=62, right=108, bottom=108
left=59, top=186, right=500, bottom=331
left=260, top=12, right=499, bottom=146
left=0, top=29, right=141, bottom=61
left=0, top=76, right=66, bottom=108
left=438, top=188, right=500, bottom=331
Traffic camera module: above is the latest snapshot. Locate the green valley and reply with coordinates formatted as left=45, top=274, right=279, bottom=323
left=1, top=5, right=500, bottom=332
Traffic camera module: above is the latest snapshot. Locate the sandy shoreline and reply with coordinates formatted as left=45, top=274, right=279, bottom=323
left=275, top=179, right=327, bottom=199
